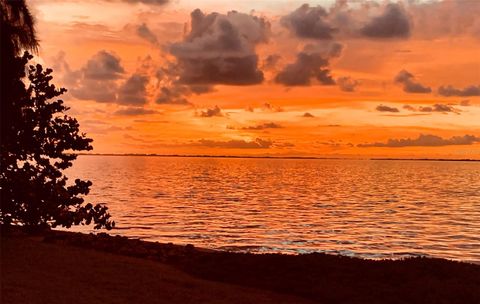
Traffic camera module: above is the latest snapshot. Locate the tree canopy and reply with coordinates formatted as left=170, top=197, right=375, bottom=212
left=1, top=0, right=114, bottom=230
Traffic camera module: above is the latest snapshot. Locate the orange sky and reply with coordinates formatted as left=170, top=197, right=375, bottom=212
left=30, top=0, right=480, bottom=158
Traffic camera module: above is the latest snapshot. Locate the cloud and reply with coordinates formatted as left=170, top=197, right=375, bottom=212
left=275, top=42, right=341, bottom=86
left=438, top=85, right=480, bottom=97
left=394, top=70, right=432, bottom=94
left=62, top=50, right=151, bottom=105
left=197, top=138, right=273, bottom=149
left=403, top=103, right=460, bottom=114
left=156, top=86, right=190, bottom=105
left=136, top=23, right=158, bottom=45
left=460, top=100, right=471, bottom=106
left=262, top=102, right=283, bottom=112
left=337, top=76, right=358, bottom=92
left=262, top=54, right=281, bottom=70
left=241, top=122, right=282, bottom=130
left=198, top=105, right=223, bottom=117
left=122, top=0, right=168, bottom=5
left=281, top=1, right=478, bottom=41
left=169, top=9, right=269, bottom=86
left=317, top=140, right=354, bottom=149
left=82, top=50, right=125, bottom=80
left=358, top=134, right=480, bottom=148
left=303, top=112, right=315, bottom=118
left=62, top=51, right=152, bottom=105
left=154, top=63, right=214, bottom=105
left=280, top=4, right=335, bottom=39
left=418, top=104, right=458, bottom=113
left=361, top=3, right=411, bottom=39
left=281, top=2, right=412, bottom=40
left=376, top=105, right=399, bottom=113
left=403, top=104, right=416, bottom=111
left=117, top=74, right=149, bottom=105
left=70, top=79, right=118, bottom=103
left=115, top=107, right=157, bottom=116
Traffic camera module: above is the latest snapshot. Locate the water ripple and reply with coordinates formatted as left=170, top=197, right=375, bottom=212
left=65, top=156, right=480, bottom=263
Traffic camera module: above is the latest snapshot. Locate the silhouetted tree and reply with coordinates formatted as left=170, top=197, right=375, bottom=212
left=1, top=0, right=114, bottom=230
left=1, top=0, right=39, bottom=151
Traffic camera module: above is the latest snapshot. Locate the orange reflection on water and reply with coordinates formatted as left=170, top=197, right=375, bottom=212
left=65, top=156, right=480, bottom=263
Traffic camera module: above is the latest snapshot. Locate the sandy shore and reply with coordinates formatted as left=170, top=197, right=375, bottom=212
left=2, top=229, right=480, bottom=303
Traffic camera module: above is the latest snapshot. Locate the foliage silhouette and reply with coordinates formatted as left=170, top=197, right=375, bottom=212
left=1, top=0, right=39, bottom=154
left=1, top=0, right=114, bottom=230
left=0, top=53, right=114, bottom=230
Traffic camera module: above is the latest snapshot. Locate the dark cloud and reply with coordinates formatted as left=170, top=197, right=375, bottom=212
left=361, top=3, right=411, bottom=39
left=381, top=113, right=430, bottom=118
left=190, top=85, right=213, bottom=94
left=280, top=4, right=335, bottom=39
left=419, top=104, right=458, bottom=113
left=275, top=42, right=341, bottom=86
left=198, top=105, right=223, bottom=117
left=155, top=64, right=214, bottom=104
left=71, top=79, right=118, bottom=103
left=197, top=138, right=273, bottom=149
left=82, top=50, right=124, bottom=80
left=303, top=112, right=315, bottom=118
left=358, top=134, right=480, bottom=148
left=281, top=1, right=478, bottom=41
left=117, top=74, right=149, bottom=105
left=403, top=103, right=460, bottom=114
left=136, top=23, right=158, bottom=45
left=241, top=122, right=282, bottom=130
left=170, top=9, right=269, bottom=86
left=115, top=107, right=157, bottom=116
left=337, top=76, right=358, bottom=92
left=156, top=86, right=190, bottom=105
left=376, top=105, right=399, bottom=113
left=61, top=50, right=148, bottom=105
left=438, top=85, right=480, bottom=97
left=63, top=51, right=151, bottom=105
left=394, top=70, right=432, bottom=94
left=175, top=56, right=264, bottom=85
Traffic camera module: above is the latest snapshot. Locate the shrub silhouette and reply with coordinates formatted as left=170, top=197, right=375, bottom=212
left=1, top=0, right=113, bottom=230
left=0, top=52, right=114, bottom=230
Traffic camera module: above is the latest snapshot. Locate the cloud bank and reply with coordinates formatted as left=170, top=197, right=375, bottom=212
left=359, top=134, right=480, bottom=148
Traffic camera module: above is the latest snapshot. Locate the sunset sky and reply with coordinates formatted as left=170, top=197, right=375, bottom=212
left=30, top=0, right=480, bottom=158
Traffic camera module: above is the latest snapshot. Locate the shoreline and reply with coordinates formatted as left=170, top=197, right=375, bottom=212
left=56, top=228, right=480, bottom=265
left=2, top=227, right=480, bottom=303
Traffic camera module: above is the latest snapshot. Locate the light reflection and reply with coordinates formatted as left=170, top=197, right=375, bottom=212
left=65, top=156, right=480, bottom=263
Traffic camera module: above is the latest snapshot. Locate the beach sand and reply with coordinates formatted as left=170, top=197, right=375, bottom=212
left=2, top=230, right=480, bottom=303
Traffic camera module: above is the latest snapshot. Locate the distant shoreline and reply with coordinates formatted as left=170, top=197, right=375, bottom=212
left=76, top=153, right=480, bottom=162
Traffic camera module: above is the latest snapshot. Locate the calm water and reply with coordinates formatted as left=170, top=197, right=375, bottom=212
left=66, top=156, right=480, bottom=263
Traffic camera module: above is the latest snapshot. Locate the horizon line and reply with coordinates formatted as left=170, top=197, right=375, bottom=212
left=76, top=153, right=480, bottom=162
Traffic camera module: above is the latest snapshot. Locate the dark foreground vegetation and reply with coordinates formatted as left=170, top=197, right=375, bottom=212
left=2, top=228, right=479, bottom=304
